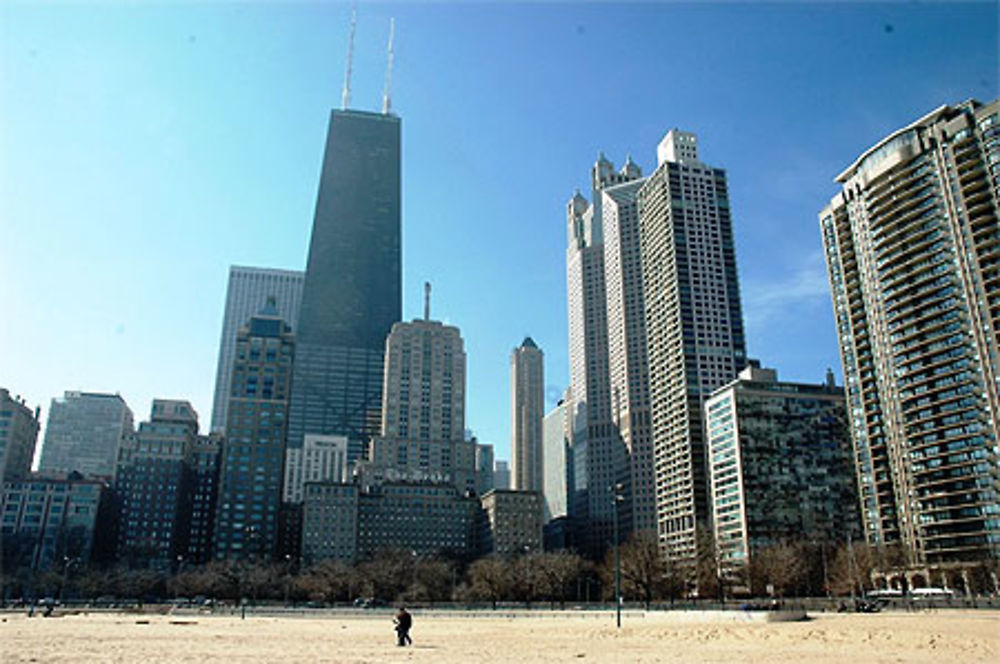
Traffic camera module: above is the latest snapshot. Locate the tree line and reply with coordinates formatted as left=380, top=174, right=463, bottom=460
left=4, top=529, right=997, bottom=604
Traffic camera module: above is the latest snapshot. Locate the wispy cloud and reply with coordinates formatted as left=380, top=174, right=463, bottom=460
left=742, top=250, right=831, bottom=332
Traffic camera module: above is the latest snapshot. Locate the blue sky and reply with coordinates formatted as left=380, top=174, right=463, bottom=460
left=2, top=1, right=997, bottom=463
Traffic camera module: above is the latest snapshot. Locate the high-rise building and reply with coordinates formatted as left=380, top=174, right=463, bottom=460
left=39, top=391, right=134, bottom=480
left=704, top=364, right=859, bottom=587
left=475, top=442, right=495, bottom=496
left=566, top=154, right=642, bottom=556
left=286, top=109, right=401, bottom=474
left=0, top=388, right=40, bottom=481
left=214, top=302, right=295, bottom=562
left=115, top=399, right=199, bottom=570
left=210, top=266, right=303, bottom=433
left=511, top=337, right=545, bottom=493
left=638, top=130, right=747, bottom=565
left=1, top=476, right=113, bottom=570
left=542, top=397, right=571, bottom=523
left=283, top=433, right=349, bottom=504
left=362, top=312, right=476, bottom=494
left=493, top=460, right=511, bottom=491
left=819, top=99, right=1000, bottom=575
left=187, top=432, right=222, bottom=566
left=602, top=173, right=658, bottom=535
left=479, top=489, right=544, bottom=557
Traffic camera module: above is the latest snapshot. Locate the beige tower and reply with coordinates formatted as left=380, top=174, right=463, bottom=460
left=820, top=99, right=1000, bottom=574
left=638, top=129, right=747, bottom=566
left=511, top=337, right=544, bottom=492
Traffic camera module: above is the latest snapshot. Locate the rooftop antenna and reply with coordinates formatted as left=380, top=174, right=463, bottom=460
left=424, top=281, right=431, bottom=321
left=341, top=5, right=357, bottom=110
left=382, top=17, right=395, bottom=114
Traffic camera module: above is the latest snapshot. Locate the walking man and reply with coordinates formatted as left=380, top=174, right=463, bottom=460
left=394, top=606, right=412, bottom=646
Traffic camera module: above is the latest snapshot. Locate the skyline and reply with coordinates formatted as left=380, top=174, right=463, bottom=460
left=2, top=2, right=997, bottom=464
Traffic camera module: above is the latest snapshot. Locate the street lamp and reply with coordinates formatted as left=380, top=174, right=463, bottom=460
left=59, top=556, right=78, bottom=603
left=611, top=483, right=625, bottom=629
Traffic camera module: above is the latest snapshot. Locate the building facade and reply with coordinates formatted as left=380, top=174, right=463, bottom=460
left=210, top=265, right=303, bottom=433
left=602, top=176, right=658, bottom=535
left=0, top=388, right=40, bottom=481
left=819, top=99, right=1000, bottom=573
left=186, top=432, right=222, bottom=566
left=283, top=433, right=349, bottom=504
left=115, top=400, right=198, bottom=570
left=363, top=316, right=477, bottom=495
left=542, top=396, right=572, bottom=524
left=637, top=130, right=748, bottom=567
left=704, top=364, right=859, bottom=585
left=286, top=109, right=401, bottom=473
left=1, top=477, right=112, bottom=571
left=510, top=337, right=545, bottom=493
left=479, top=489, right=544, bottom=557
left=214, top=302, right=295, bottom=562
left=493, top=460, right=510, bottom=491
left=566, top=154, right=642, bottom=557
left=38, top=391, right=134, bottom=480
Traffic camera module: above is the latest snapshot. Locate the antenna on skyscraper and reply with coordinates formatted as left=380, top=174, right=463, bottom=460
left=424, top=281, right=431, bottom=321
left=382, top=18, right=395, bottom=114
left=341, top=4, right=357, bottom=110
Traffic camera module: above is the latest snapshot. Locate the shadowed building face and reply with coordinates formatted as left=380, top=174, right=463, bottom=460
left=297, top=109, right=401, bottom=349
left=286, top=109, right=402, bottom=465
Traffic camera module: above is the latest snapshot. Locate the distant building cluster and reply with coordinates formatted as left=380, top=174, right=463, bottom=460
left=4, top=98, right=998, bottom=596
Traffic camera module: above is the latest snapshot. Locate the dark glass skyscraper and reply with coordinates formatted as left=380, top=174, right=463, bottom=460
left=286, top=109, right=401, bottom=469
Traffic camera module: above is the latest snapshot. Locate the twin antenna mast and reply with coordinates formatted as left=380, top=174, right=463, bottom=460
left=340, top=7, right=396, bottom=115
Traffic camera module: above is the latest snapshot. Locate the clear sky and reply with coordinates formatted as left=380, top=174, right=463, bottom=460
left=2, top=1, right=997, bottom=464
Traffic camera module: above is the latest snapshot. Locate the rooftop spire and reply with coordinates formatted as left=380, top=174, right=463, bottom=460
left=424, top=281, right=431, bottom=321
left=382, top=18, right=395, bottom=114
left=341, top=5, right=357, bottom=109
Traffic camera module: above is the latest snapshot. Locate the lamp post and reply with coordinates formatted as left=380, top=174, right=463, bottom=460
left=59, top=556, right=78, bottom=603
left=612, top=483, right=625, bottom=629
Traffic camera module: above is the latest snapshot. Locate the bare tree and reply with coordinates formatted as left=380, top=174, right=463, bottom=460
left=412, top=557, right=454, bottom=603
left=466, top=556, right=510, bottom=609
left=829, top=540, right=875, bottom=596
left=694, top=527, right=721, bottom=600
left=606, top=531, right=668, bottom=609
left=355, top=549, right=412, bottom=601
left=748, top=543, right=809, bottom=597
left=536, top=552, right=587, bottom=608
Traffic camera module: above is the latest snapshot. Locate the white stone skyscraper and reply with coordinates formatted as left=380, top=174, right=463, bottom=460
left=566, top=153, right=643, bottom=555
left=602, top=170, right=658, bottom=535
left=210, top=266, right=303, bottom=433
left=637, top=129, right=747, bottom=566
left=820, top=99, right=1000, bottom=575
left=510, top=337, right=544, bottom=492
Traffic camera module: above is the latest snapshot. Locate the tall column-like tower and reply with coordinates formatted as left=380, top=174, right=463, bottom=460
left=285, top=109, right=401, bottom=474
left=214, top=301, right=295, bottom=562
left=638, top=130, right=747, bottom=566
left=511, top=337, right=545, bottom=492
left=820, top=99, right=1000, bottom=571
left=566, top=154, right=643, bottom=556
left=602, top=163, right=658, bottom=535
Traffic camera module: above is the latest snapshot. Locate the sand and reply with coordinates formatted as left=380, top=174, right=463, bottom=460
left=1, top=608, right=997, bottom=663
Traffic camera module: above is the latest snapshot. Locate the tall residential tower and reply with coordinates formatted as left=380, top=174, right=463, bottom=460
left=638, top=130, right=747, bottom=565
left=511, top=337, right=544, bottom=493
left=820, top=99, right=1000, bottom=574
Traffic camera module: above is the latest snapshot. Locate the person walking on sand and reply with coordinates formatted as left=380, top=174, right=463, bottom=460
left=394, top=606, right=412, bottom=646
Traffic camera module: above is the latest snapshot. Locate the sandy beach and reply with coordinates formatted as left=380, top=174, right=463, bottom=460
left=2, top=609, right=997, bottom=663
